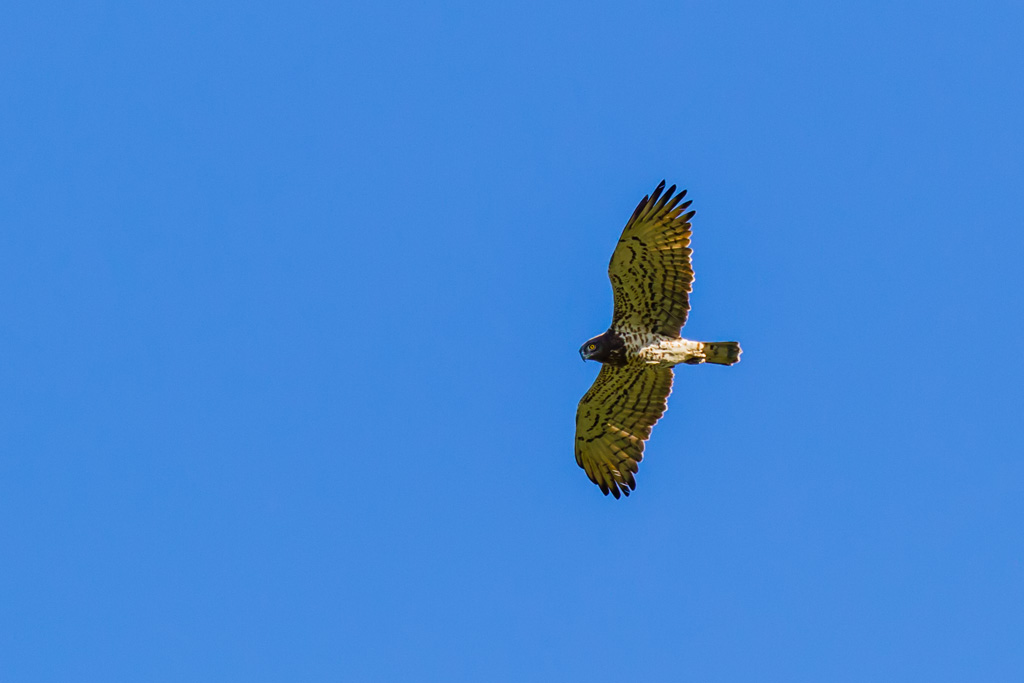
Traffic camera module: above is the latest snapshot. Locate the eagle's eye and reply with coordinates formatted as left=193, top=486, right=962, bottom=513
left=588, top=343, right=596, bottom=350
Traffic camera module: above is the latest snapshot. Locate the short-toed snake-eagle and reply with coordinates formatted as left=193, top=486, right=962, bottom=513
left=576, top=181, right=741, bottom=498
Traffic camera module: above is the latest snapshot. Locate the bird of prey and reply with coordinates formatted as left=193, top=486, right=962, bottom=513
left=576, top=181, right=741, bottom=498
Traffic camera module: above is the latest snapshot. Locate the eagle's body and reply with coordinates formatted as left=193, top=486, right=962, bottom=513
left=592, top=328, right=733, bottom=367
left=575, top=181, right=741, bottom=498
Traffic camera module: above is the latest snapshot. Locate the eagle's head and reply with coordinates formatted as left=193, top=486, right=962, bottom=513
left=579, top=330, right=626, bottom=365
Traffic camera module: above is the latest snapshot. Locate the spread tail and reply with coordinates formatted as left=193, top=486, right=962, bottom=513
left=702, top=341, right=741, bottom=365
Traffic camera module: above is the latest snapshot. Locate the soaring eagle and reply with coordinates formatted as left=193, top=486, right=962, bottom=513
left=576, top=181, right=741, bottom=498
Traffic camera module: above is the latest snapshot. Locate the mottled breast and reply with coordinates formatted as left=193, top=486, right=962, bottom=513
left=616, top=328, right=664, bottom=357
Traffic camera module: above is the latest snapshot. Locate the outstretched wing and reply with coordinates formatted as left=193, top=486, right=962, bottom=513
left=575, top=362, right=674, bottom=498
left=609, top=181, right=695, bottom=336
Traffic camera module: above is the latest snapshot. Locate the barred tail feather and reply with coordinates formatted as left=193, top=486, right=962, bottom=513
left=703, top=341, right=741, bottom=365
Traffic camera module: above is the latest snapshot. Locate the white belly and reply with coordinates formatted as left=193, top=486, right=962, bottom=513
left=637, top=337, right=706, bottom=366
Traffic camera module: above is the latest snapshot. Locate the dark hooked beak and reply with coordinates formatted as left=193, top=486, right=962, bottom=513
left=579, top=348, right=588, bottom=362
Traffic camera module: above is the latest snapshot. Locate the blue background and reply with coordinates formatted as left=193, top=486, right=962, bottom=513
left=3, top=1, right=1022, bottom=680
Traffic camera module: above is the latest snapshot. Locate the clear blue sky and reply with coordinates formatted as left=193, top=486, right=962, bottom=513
left=2, top=1, right=1022, bottom=680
